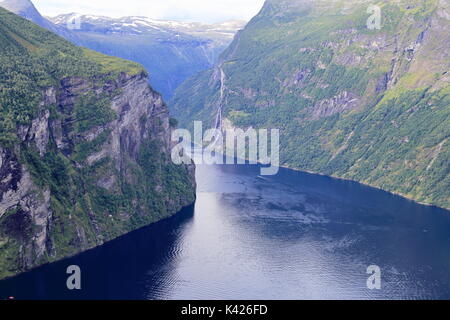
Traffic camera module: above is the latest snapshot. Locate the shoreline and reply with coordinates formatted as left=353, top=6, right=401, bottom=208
left=279, top=163, right=450, bottom=212
left=190, top=145, right=449, bottom=212
left=0, top=202, right=197, bottom=282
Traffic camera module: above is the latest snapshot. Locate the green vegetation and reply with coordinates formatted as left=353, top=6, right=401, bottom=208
left=0, top=8, right=194, bottom=279
left=0, top=8, right=144, bottom=147
left=74, top=93, right=116, bottom=133
left=170, top=0, right=449, bottom=209
left=83, top=48, right=145, bottom=78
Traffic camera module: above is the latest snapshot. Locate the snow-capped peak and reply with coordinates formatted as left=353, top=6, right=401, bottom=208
left=48, top=13, right=246, bottom=41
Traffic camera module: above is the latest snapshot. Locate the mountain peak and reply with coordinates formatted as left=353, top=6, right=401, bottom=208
left=49, top=13, right=246, bottom=42
left=0, top=0, right=80, bottom=42
left=0, top=0, right=40, bottom=20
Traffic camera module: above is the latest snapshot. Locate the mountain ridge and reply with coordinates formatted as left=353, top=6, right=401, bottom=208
left=48, top=13, right=246, bottom=99
left=49, top=13, right=245, bottom=42
left=170, top=0, right=450, bottom=210
left=0, top=0, right=79, bottom=42
left=0, top=1, right=246, bottom=99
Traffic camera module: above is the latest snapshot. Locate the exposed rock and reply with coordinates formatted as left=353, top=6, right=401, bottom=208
left=312, top=91, right=360, bottom=119
left=0, top=72, right=196, bottom=279
left=284, top=68, right=312, bottom=88
left=376, top=72, right=390, bottom=93
left=0, top=146, right=52, bottom=269
left=335, top=52, right=363, bottom=67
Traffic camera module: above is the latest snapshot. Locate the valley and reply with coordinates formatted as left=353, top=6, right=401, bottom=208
left=0, top=0, right=449, bottom=301
left=170, top=0, right=450, bottom=210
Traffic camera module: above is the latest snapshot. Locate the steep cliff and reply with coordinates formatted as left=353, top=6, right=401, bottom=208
left=170, top=0, right=449, bottom=209
left=0, top=8, right=196, bottom=279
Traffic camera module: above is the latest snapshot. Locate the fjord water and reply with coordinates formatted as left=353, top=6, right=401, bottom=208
left=1, top=160, right=450, bottom=299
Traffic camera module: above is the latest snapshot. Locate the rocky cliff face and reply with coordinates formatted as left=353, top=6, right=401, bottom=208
left=0, top=71, right=196, bottom=279
left=0, top=0, right=80, bottom=42
left=0, top=0, right=245, bottom=100
left=0, top=7, right=196, bottom=279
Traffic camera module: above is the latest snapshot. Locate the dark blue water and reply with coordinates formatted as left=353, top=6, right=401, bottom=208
left=1, top=160, right=450, bottom=300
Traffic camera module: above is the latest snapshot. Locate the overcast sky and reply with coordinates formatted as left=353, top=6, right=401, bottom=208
left=33, top=0, right=265, bottom=23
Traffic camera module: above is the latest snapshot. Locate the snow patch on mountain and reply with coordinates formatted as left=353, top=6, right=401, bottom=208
left=49, top=13, right=245, bottom=43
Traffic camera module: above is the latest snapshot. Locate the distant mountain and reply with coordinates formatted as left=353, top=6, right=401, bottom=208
left=170, top=0, right=450, bottom=210
left=0, top=0, right=78, bottom=42
left=0, top=0, right=49, bottom=26
left=48, top=14, right=246, bottom=99
left=50, top=14, right=243, bottom=47
left=0, top=1, right=245, bottom=99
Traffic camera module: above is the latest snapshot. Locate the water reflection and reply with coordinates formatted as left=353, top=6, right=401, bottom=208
left=1, top=161, right=450, bottom=300
left=0, top=206, right=195, bottom=300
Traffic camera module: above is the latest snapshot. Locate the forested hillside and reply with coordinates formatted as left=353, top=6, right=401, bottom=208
left=0, top=8, right=195, bottom=279
left=170, top=0, right=450, bottom=209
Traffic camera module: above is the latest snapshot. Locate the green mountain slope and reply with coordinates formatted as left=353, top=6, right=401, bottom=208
left=0, top=8, right=195, bottom=279
left=170, top=0, right=450, bottom=210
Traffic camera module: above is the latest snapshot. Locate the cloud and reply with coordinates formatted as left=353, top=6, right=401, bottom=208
left=33, top=0, right=265, bottom=23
